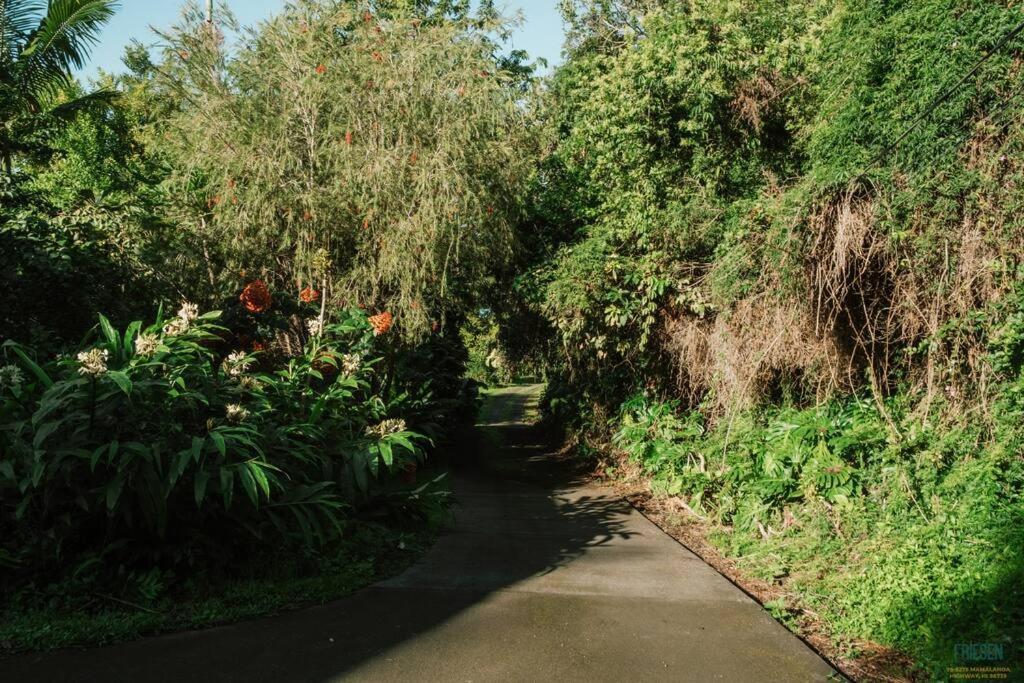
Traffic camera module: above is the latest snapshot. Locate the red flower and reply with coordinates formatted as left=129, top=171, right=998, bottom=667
left=315, top=63, right=326, bottom=75
left=345, top=130, right=353, bottom=145
left=299, top=286, right=320, bottom=303
left=368, top=311, right=393, bottom=335
left=372, top=51, right=384, bottom=62
left=240, top=280, right=272, bottom=313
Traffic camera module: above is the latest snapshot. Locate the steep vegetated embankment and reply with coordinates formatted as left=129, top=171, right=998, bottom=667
left=509, top=0, right=1024, bottom=676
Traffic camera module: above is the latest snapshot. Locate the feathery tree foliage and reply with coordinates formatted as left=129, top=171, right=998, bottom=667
left=154, top=0, right=538, bottom=338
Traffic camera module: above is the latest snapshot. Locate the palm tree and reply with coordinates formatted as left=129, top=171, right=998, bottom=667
left=0, top=0, right=118, bottom=175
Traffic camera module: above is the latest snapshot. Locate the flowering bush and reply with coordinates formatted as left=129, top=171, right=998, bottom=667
left=0, top=304, right=426, bottom=588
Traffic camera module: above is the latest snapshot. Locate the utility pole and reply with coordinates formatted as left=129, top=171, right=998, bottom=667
left=206, top=0, right=214, bottom=25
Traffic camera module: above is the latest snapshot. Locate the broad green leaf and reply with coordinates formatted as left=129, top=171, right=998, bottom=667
left=98, top=314, right=119, bottom=349
left=248, top=461, right=271, bottom=498
left=190, top=436, right=204, bottom=462
left=239, top=466, right=259, bottom=507
left=33, top=418, right=66, bottom=448
left=9, top=345, right=52, bottom=388
left=210, top=430, right=226, bottom=457
left=194, top=468, right=210, bottom=506
left=106, top=475, right=125, bottom=511
left=124, top=321, right=142, bottom=354
left=378, top=440, right=393, bottom=466
left=106, top=371, right=132, bottom=396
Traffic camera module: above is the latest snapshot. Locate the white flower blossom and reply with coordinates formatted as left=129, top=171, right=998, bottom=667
left=77, top=348, right=109, bottom=377
left=134, top=333, right=160, bottom=357
left=306, top=317, right=323, bottom=336
left=177, top=301, right=199, bottom=323
left=238, top=375, right=261, bottom=391
left=367, top=418, right=407, bottom=437
left=222, top=351, right=253, bottom=377
left=341, top=353, right=362, bottom=375
left=226, top=403, right=249, bottom=423
left=163, top=318, right=189, bottom=336
left=0, top=365, right=25, bottom=390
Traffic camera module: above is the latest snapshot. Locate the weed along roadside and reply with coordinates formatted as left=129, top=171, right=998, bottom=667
left=2, top=0, right=1023, bottom=680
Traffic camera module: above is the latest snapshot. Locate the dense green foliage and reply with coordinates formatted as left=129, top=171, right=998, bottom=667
left=0, top=295, right=436, bottom=595
left=513, top=0, right=1024, bottom=675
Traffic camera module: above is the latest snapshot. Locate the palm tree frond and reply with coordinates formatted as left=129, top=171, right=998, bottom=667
left=19, top=0, right=118, bottom=97
left=46, top=86, right=115, bottom=120
left=0, top=0, right=45, bottom=72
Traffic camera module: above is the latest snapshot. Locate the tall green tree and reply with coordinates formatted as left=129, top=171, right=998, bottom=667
left=156, top=0, right=539, bottom=337
left=0, top=0, right=118, bottom=174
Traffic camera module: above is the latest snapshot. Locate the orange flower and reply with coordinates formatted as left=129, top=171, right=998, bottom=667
left=362, top=217, right=370, bottom=230
left=315, top=63, right=326, bottom=75
left=299, top=286, right=320, bottom=303
left=372, top=51, right=384, bottom=62
left=368, top=311, right=393, bottom=336
left=487, top=206, right=494, bottom=215
left=207, top=195, right=221, bottom=208
left=363, top=10, right=373, bottom=21
left=240, top=280, right=272, bottom=313
left=345, top=129, right=353, bottom=145
left=252, top=341, right=268, bottom=352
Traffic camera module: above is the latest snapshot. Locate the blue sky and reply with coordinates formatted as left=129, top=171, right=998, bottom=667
left=77, top=0, right=566, bottom=79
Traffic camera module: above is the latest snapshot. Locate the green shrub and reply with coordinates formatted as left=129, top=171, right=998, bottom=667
left=610, top=390, right=1023, bottom=674
left=0, top=301, right=427, bottom=593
